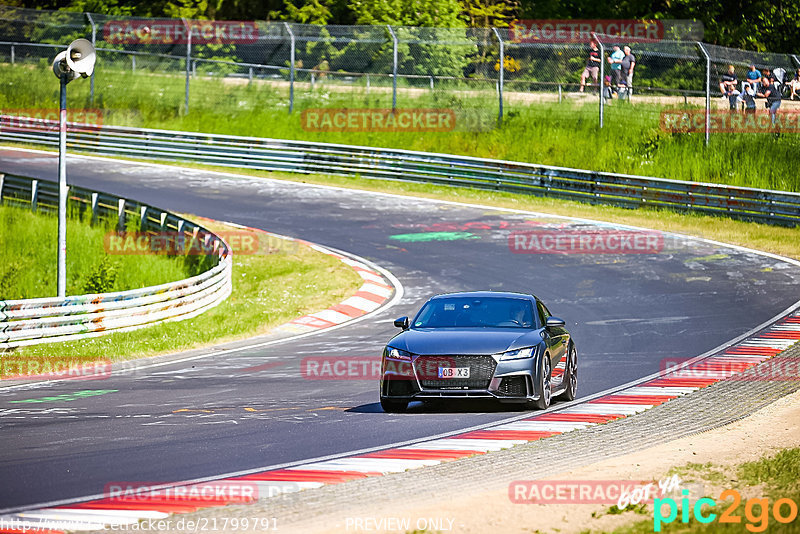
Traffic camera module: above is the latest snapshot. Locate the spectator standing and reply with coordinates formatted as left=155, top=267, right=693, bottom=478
left=736, top=82, right=756, bottom=114
left=608, top=45, right=624, bottom=92
left=621, top=46, right=636, bottom=96
left=579, top=40, right=601, bottom=93
left=789, top=68, right=800, bottom=101
left=756, top=75, right=782, bottom=125
left=719, top=65, right=739, bottom=110
left=746, top=64, right=761, bottom=89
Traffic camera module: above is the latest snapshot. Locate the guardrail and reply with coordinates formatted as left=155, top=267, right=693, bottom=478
left=0, top=172, right=232, bottom=349
left=1, top=115, right=800, bottom=225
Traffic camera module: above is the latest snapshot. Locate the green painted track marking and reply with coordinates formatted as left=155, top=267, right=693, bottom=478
left=389, top=231, right=479, bottom=243
left=685, top=253, right=730, bottom=263
left=9, top=389, right=118, bottom=404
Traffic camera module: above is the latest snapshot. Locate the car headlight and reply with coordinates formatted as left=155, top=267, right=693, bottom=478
left=498, top=346, right=536, bottom=361
left=386, top=347, right=412, bottom=361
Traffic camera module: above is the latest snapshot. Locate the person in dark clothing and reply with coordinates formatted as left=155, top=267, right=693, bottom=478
left=736, top=82, right=756, bottom=114
left=579, top=41, right=601, bottom=93
left=756, top=76, right=782, bottom=125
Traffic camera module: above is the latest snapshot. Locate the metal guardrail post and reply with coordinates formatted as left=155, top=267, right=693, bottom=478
left=85, top=12, right=96, bottom=105
left=593, top=33, right=604, bottom=129
left=387, top=25, right=398, bottom=112
left=696, top=42, right=711, bottom=147
left=31, top=179, right=38, bottom=212
left=284, top=22, right=295, bottom=114
left=57, top=74, right=68, bottom=298
left=183, top=18, right=191, bottom=115
left=492, top=27, right=504, bottom=125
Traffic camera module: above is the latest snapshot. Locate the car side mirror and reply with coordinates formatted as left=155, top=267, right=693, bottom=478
left=394, top=316, right=409, bottom=330
left=546, top=317, right=566, bottom=329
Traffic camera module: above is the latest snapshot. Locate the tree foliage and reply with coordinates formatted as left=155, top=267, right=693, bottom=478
left=3, top=0, right=798, bottom=53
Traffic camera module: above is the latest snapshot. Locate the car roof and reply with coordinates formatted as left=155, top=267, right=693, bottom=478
left=429, top=291, right=537, bottom=301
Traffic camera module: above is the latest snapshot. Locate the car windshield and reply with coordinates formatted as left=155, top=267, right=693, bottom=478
left=412, top=297, right=535, bottom=329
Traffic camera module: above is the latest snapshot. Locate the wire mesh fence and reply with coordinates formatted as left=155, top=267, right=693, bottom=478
left=1, top=5, right=799, bottom=137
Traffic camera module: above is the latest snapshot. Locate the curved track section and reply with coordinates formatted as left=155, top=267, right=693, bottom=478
left=1, top=148, right=800, bottom=513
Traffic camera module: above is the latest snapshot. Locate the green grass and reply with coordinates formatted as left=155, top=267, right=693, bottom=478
left=7, top=219, right=363, bottom=362
left=0, top=204, right=194, bottom=299
left=3, top=62, right=800, bottom=192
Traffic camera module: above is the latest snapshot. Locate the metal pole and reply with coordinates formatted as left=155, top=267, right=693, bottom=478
left=57, top=74, right=68, bottom=298
left=184, top=18, right=191, bottom=115
left=284, top=22, right=295, bottom=113
left=792, top=54, right=800, bottom=68
left=86, top=12, right=96, bottom=105
left=387, top=25, right=398, bottom=112
left=492, top=27, right=504, bottom=125
left=594, top=33, right=604, bottom=129
left=696, top=42, right=711, bottom=146
left=10, top=44, right=14, bottom=64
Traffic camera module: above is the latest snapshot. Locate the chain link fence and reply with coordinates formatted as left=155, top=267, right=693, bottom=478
left=1, top=5, right=799, bottom=138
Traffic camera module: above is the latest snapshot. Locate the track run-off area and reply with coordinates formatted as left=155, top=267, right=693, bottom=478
left=1, top=147, right=800, bottom=519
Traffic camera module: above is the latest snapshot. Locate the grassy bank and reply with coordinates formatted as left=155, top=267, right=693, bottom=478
left=3, top=63, right=800, bottom=192
left=0, top=204, right=193, bottom=299
left=7, top=219, right=363, bottom=362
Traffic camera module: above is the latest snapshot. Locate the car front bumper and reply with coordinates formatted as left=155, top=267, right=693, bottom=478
left=380, top=353, right=542, bottom=403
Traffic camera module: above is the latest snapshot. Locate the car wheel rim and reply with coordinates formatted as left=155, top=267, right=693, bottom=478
left=569, top=347, right=577, bottom=395
left=543, top=356, right=551, bottom=405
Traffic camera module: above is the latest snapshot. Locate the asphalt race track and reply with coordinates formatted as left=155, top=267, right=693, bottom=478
left=2, top=148, right=800, bottom=511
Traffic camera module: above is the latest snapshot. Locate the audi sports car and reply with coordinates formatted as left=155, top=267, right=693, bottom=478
left=380, top=291, right=577, bottom=412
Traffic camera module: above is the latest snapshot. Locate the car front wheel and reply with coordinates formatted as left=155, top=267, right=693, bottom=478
left=532, top=353, right=552, bottom=410
left=557, top=344, right=578, bottom=401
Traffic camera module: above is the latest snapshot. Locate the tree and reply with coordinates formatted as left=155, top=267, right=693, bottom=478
left=347, top=0, right=472, bottom=78
left=271, top=0, right=333, bottom=25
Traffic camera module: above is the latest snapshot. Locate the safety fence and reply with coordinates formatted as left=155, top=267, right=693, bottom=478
left=1, top=5, right=799, bottom=130
left=1, top=115, right=798, bottom=227
left=0, top=172, right=232, bottom=349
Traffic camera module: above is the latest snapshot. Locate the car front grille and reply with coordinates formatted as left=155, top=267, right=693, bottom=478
left=414, top=355, right=497, bottom=390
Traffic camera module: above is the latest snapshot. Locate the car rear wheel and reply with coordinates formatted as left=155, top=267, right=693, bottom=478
left=380, top=398, right=408, bottom=413
left=532, top=353, right=552, bottom=410
left=556, top=344, right=578, bottom=401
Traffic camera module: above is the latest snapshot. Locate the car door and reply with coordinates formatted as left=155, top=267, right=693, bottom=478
left=537, top=299, right=568, bottom=368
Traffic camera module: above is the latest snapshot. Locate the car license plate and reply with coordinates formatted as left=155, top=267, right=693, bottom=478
left=438, top=367, right=470, bottom=379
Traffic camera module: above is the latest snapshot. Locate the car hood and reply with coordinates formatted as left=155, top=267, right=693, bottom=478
left=389, top=328, right=543, bottom=356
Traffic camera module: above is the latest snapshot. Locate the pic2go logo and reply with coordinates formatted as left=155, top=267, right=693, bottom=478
left=654, top=489, right=799, bottom=532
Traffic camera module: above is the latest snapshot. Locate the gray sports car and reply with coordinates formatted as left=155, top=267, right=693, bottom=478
left=380, top=291, right=577, bottom=412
